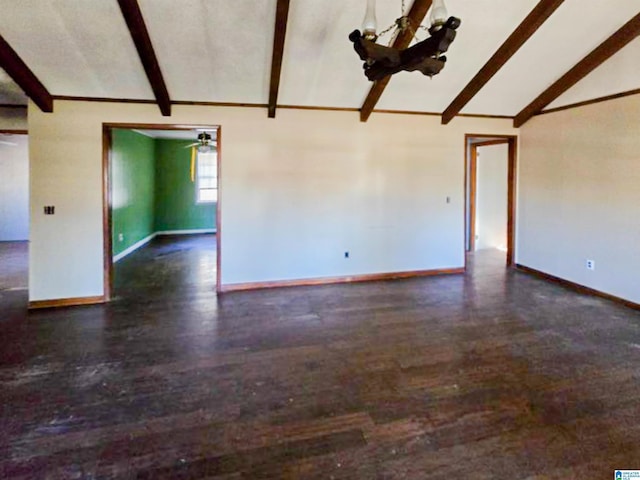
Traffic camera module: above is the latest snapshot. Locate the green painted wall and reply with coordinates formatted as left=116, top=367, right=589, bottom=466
left=154, top=139, right=216, bottom=232
left=111, top=129, right=156, bottom=256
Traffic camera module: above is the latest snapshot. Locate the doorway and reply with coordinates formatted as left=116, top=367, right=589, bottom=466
left=0, top=130, right=29, bottom=312
left=102, top=124, right=221, bottom=301
left=464, top=134, right=517, bottom=268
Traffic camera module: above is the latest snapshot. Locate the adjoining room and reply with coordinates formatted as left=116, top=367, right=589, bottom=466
left=465, top=135, right=515, bottom=273
left=109, top=127, right=219, bottom=300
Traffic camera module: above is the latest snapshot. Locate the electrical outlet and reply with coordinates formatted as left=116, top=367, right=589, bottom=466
left=118, top=233, right=124, bottom=242
left=344, top=251, right=349, bottom=259
left=586, top=259, right=595, bottom=270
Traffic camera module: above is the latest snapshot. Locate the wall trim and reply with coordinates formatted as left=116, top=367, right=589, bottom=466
left=515, top=264, right=640, bottom=311
left=29, top=296, right=106, bottom=310
left=0, top=129, right=28, bottom=134
left=113, top=232, right=156, bottom=263
left=155, top=229, right=216, bottom=236
left=536, top=88, right=640, bottom=116
left=220, top=267, right=465, bottom=293
left=49, top=96, right=514, bottom=120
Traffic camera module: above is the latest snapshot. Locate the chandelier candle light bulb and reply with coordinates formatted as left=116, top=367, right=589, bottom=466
left=429, top=0, right=448, bottom=30
left=362, top=0, right=378, bottom=40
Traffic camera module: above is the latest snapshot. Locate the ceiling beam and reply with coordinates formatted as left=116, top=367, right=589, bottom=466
left=117, top=0, right=171, bottom=116
left=268, top=0, right=291, bottom=118
left=441, top=0, right=565, bottom=125
left=0, top=34, right=53, bottom=113
left=514, top=12, right=640, bottom=128
left=360, top=0, right=433, bottom=122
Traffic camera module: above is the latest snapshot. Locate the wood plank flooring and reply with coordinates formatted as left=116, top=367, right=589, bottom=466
left=1, top=236, right=640, bottom=478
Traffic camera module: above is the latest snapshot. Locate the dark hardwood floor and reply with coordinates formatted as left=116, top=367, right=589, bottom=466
left=1, top=238, right=640, bottom=479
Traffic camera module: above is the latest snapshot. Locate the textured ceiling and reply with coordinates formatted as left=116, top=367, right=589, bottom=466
left=138, top=0, right=277, bottom=103
left=0, top=0, right=152, bottom=99
left=546, top=35, right=640, bottom=110
left=463, top=0, right=640, bottom=116
left=0, top=0, right=638, bottom=115
left=377, top=0, right=541, bottom=113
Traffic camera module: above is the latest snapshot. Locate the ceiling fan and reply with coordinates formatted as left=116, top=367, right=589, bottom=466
left=184, top=131, right=216, bottom=182
left=184, top=131, right=216, bottom=153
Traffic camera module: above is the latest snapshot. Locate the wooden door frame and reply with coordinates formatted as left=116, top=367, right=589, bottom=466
left=464, top=134, right=517, bottom=267
left=102, top=123, right=222, bottom=301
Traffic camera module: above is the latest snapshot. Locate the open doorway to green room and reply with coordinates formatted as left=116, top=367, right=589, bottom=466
left=464, top=134, right=517, bottom=270
left=102, top=123, right=221, bottom=301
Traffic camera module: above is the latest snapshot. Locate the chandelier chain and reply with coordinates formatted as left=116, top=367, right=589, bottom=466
left=377, top=0, right=428, bottom=45
left=377, top=21, right=397, bottom=39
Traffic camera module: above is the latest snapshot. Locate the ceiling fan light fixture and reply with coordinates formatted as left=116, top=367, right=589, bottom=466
left=362, top=0, right=378, bottom=40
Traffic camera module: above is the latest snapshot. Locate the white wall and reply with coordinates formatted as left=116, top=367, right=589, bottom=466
left=0, top=134, right=29, bottom=241
left=518, top=94, right=640, bottom=305
left=475, top=143, right=508, bottom=250
left=28, top=100, right=517, bottom=301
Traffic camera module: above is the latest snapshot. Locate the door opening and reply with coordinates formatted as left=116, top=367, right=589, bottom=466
left=102, top=124, right=222, bottom=301
left=464, top=134, right=517, bottom=268
left=0, top=130, right=29, bottom=313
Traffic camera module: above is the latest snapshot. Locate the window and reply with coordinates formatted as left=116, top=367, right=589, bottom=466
left=196, top=151, right=217, bottom=203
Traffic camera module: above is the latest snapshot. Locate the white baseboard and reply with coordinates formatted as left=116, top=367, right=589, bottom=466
left=113, top=233, right=156, bottom=263
left=155, top=229, right=216, bottom=235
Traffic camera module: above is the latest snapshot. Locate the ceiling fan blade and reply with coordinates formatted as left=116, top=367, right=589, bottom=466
left=183, top=142, right=199, bottom=148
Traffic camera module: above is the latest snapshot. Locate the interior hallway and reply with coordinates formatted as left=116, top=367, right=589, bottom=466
left=1, top=245, right=640, bottom=478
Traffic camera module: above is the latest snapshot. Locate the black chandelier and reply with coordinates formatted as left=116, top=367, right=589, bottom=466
left=349, top=0, right=461, bottom=81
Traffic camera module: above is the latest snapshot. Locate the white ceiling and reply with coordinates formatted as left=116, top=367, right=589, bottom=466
left=138, top=0, right=277, bottom=103
left=0, top=0, right=153, bottom=100
left=463, top=0, right=640, bottom=116
left=377, top=0, right=541, bottom=112
left=0, top=0, right=638, bottom=116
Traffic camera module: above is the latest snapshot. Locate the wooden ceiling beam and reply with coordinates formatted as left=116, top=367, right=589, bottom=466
left=360, top=0, right=433, bottom=122
left=268, top=0, right=291, bottom=118
left=441, top=0, right=565, bottom=125
left=117, top=0, right=171, bottom=116
left=0, top=34, right=53, bottom=113
left=514, top=12, right=640, bottom=128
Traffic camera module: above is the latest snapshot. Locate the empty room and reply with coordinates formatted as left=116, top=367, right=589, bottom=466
left=1, top=0, right=639, bottom=478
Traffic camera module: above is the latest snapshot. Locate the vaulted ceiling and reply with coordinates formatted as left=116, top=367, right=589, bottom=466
left=0, top=0, right=639, bottom=125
